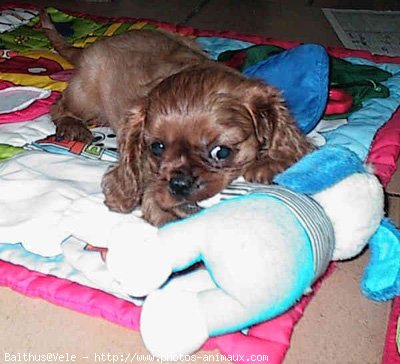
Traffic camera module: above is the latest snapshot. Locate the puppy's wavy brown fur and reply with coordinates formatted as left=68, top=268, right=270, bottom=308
left=40, top=9, right=209, bottom=142
left=41, top=10, right=313, bottom=226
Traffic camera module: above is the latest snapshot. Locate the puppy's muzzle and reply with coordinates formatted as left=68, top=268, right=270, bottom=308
left=169, top=174, right=196, bottom=197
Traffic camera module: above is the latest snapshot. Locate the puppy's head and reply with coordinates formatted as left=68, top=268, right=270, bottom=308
left=143, top=80, right=259, bottom=218
left=102, top=65, right=312, bottom=226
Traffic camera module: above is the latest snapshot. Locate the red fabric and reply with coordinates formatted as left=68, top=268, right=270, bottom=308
left=325, top=88, right=353, bottom=115
left=367, top=107, right=400, bottom=187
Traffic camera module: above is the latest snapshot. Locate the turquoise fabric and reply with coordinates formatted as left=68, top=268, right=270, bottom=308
left=274, top=145, right=365, bottom=194
left=361, top=219, right=400, bottom=301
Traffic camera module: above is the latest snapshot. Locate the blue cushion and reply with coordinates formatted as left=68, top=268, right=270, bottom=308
left=243, top=44, right=329, bottom=134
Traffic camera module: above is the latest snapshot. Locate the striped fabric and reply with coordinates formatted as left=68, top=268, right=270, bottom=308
left=218, top=181, right=335, bottom=281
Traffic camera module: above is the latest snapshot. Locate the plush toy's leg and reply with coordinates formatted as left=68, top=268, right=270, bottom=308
left=140, top=269, right=216, bottom=358
left=140, top=289, right=209, bottom=359
left=196, top=288, right=254, bottom=335
left=140, top=285, right=252, bottom=358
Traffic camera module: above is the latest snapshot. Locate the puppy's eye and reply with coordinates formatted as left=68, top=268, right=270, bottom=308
left=209, top=145, right=231, bottom=161
left=150, top=142, right=165, bottom=157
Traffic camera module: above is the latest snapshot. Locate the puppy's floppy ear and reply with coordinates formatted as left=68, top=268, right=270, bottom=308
left=102, top=100, right=147, bottom=213
left=243, top=82, right=313, bottom=183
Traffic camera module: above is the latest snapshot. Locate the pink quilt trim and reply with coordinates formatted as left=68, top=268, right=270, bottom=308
left=0, top=80, right=60, bottom=124
left=0, top=260, right=142, bottom=330
left=0, top=92, right=59, bottom=124
left=0, top=259, right=334, bottom=364
left=382, top=297, right=400, bottom=363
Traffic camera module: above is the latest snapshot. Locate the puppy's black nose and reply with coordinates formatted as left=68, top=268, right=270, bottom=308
left=169, top=175, right=195, bottom=197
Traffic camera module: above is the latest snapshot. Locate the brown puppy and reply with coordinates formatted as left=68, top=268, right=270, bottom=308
left=41, top=10, right=313, bottom=226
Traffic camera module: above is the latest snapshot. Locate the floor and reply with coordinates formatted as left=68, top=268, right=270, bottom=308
left=0, top=0, right=397, bottom=363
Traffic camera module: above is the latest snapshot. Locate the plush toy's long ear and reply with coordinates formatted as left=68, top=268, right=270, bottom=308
left=243, top=82, right=314, bottom=183
left=274, top=145, right=366, bottom=194
left=361, top=218, right=400, bottom=301
left=102, top=101, right=147, bottom=213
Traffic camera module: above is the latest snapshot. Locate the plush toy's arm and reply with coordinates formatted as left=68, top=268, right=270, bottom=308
left=105, top=222, right=170, bottom=297
left=106, top=217, right=205, bottom=297
left=158, top=218, right=205, bottom=271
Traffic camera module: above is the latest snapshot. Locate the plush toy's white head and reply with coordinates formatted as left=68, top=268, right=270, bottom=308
left=313, top=172, right=384, bottom=260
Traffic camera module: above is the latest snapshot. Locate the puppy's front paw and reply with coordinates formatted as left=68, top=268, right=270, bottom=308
left=244, top=160, right=273, bottom=184
left=141, top=196, right=179, bottom=227
left=144, top=207, right=179, bottom=227
left=55, top=117, right=93, bottom=144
